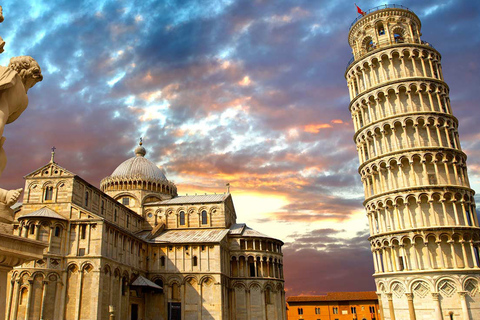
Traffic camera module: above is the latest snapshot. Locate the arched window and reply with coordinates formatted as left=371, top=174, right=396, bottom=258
left=122, top=277, right=128, bottom=296
left=154, top=279, right=164, bottom=293
left=377, top=22, right=385, bottom=35
left=54, top=226, right=61, bottom=237
left=266, top=288, right=271, bottom=304
left=30, top=225, right=35, bottom=234
left=201, top=210, right=208, bottom=225
left=394, top=32, right=404, bottom=43
left=193, top=256, right=198, bottom=266
left=85, top=191, right=89, bottom=206
left=364, top=36, right=375, bottom=52
left=44, top=186, right=53, bottom=201
left=179, top=211, right=185, bottom=226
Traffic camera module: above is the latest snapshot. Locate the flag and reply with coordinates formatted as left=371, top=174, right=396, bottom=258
left=355, top=4, right=366, bottom=16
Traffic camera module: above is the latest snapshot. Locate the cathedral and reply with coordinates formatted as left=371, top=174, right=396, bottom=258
left=346, top=5, right=480, bottom=320
left=5, top=142, right=286, bottom=320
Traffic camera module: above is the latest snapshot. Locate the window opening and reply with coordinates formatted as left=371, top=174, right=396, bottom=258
left=394, top=33, right=404, bottom=43
left=44, top=186, right=53, bottom=201
left=81, top=225, right=87, bottom=239
left=179, top=211, right=185, bottom=226
left=297, top=308, right=303, bottom=315
left=114, top=209, right=117, bottom=222
left=101, top=200, right=105, bottom=215
left=54, top=226, right=61, bottom=237
left=201, top=210, right=208, bottom=225
left=378, top=23, right=385, bottom=35
left=193, top=256, right=198, bottom=266
left=85, top=191, right=89, bottom=206
left=122, top=197, right=129, bottom=206
left=466, top=210, right=473, bottom=226
left=249, top=262, right=255, bottom=277
left=333, top=307, right=338, bottom=314
left=30, top=225, right=35, bottom=235
left=160, top=256, right=165, bottom=267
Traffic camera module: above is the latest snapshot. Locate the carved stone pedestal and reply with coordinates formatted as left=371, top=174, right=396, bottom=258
left=0, top=232, right=46, bottom=320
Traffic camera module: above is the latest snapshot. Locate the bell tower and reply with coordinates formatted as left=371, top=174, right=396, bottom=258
left=346, top=5, right=480, bottom=320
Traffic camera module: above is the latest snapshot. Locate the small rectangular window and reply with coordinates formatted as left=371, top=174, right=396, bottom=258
left=78, top=248, right=85, bottom=256
left=80, top=225, right=86, bottom=239
left=44, top=186, right=54, bottom=201
left=122, top=197, right=129, bottom=206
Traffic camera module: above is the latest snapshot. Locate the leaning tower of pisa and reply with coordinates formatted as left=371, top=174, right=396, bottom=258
left=345, top=5, right=480, bottom=320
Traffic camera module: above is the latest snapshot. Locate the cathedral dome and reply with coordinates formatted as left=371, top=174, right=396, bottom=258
left=100, top=140, right=177, bottom=197
left=110, top=147, right=167, bottom=182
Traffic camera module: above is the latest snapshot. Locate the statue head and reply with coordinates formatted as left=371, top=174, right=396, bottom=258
left=8, top=56, right=43, bottom=92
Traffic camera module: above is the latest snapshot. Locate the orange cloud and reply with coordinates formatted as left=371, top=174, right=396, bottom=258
left=304, top=123, right=332, bottom=133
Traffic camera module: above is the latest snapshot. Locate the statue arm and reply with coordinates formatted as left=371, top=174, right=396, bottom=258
left=0, top=93, right=8, bottom=139
left=0, top=188, right=6, bottom=203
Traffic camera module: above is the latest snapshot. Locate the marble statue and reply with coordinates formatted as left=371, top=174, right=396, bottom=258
left=0, top=56, right=43, bottom=221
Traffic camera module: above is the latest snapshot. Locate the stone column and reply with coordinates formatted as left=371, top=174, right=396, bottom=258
left=25, top=279, right=34, bottom=320
left=405, top=293, right=416, bottom=320
left=377, top=293, right=385, bottom=320
left=39, top=280, right=49, bottom=320
left=76, top=269, right=85, bottom=320
left=432, top=292, right=443, bottom=320
left=246, top=288, right=251, bottom=320
left=386, top=293, right=396, bottom=320
left=457, top=291, right=471, bottom=320
left=8, top=279, right=20, bottom=320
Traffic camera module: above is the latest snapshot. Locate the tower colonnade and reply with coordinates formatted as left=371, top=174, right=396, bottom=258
left=346, top=5, right=480, bottom=320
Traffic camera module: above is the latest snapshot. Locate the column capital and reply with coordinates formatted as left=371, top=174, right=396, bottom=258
left=431, top=292, right=440, bottom=300
left=405, top=292, right=414, bottom=300
left=385, top=292, right=393, bottom=300
left=457, top=291, right=468, bottom=298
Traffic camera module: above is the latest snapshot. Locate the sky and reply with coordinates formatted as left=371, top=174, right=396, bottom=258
left=1, top=0, right=480, bottom=297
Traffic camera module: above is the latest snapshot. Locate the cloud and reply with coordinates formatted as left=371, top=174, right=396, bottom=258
left=1, top=0, right=480, bottom=296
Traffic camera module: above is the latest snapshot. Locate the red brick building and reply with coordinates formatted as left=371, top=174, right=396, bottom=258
left=286, top=292, right=381, bottom=320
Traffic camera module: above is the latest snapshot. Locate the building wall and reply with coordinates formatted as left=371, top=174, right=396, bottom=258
left=286, top=300, right=380, bottom=320
left=6, top=162, right=285, bottom=320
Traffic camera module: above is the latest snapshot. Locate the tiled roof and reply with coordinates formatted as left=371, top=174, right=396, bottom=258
left=18, top=207, right=67, bottom=221
left=287, top=291, right=378, bottom=303
left=131, top=275, right=162, bottom=290
left=152, top=228, right=229, bottom=243
left=229, top=223, right=246, bottom=235
left=229, top=223, right=280, bottom=241
left=159, top=194, right=228, bottom=205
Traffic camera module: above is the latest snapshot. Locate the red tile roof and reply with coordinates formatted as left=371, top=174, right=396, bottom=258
left=287, top=291, right=378, bottom=303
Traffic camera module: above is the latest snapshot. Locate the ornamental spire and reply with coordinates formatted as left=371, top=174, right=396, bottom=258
left=134, top=138, right=146, bottom=157
left=50, top=146, right=56, bottom=163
